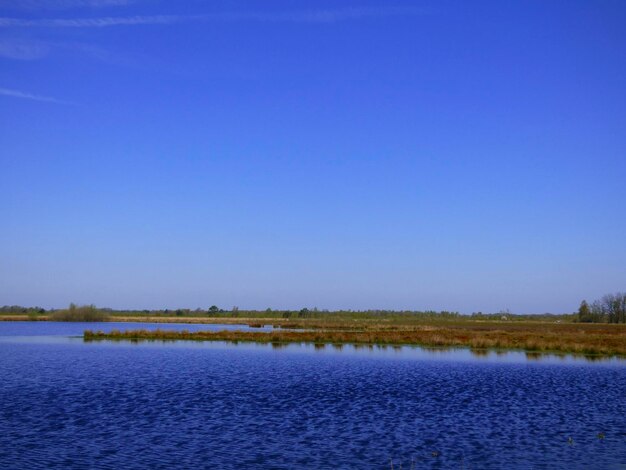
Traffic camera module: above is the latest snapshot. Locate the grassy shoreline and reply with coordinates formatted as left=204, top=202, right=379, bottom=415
left=3, top=313, right=624, bottom=356
left=83, top=323, right=626, bottom=357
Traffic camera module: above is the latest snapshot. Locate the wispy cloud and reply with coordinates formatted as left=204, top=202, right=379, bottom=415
left=0, top=0, right=132, bottom=9
left=0, top=14, right=187, bottom=28
left=0, top=6, right=424, bottom=28
left=0, top=87, right=73, bottom=104
left=0, top=35, right=143, bottom=63
left=230, top=7, right=425, bottom=23
left=0, top=39, right=49, bottom=59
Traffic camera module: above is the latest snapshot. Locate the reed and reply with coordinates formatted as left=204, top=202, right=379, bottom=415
left=83, top=322, right=626, bottom=356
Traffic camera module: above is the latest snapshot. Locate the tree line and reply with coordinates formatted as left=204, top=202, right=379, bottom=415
left=3, top=298, right=624, bottom=323
left=577, top=292, right=626, bottom=323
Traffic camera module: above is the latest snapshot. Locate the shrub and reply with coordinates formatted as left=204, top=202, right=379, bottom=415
left=51, top=303, right=110, bottom=322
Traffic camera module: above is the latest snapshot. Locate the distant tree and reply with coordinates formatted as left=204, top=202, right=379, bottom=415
left=208, top=305, right=219, bottom=313
left=577, top=300, right=593, bottom=322
left=580, top=292, right=626, bottom=323
left=51, top=303, right=109, bottom=322
left=601, top=293, right=626, bottom=323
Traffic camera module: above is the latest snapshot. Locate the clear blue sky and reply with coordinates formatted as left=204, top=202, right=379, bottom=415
left=1, top=0, right=625, bottom=313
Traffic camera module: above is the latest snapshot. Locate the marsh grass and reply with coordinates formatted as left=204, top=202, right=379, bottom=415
left=84, top=322, right=626, bottom=356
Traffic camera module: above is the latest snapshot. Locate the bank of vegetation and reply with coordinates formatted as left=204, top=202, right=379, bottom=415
left=2, top=291, right=625, bottom=325
left=50, top=304, right=109, bottom=322
left=84, top=322, right=626, bottom=357
left=2, top=306, right=577, bottom=323
left=105, top=308, right=576, bottom=322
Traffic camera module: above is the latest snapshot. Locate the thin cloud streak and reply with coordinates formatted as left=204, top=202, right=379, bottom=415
left=0, top=87, right=73, bottom=104
left=0, top=37, right=141, bottom=63
left=233, top=7, right=425, bottom=23
left=0, top=6, right=424, bottom=28
left=0, top=39, right=49, bottom=59
left=0, top=14, right=190, bottom=27
left=0, top=0, right=132, bottom=9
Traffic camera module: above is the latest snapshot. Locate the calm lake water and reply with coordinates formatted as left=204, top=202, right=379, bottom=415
left=1, top=322, right=625, bottom=469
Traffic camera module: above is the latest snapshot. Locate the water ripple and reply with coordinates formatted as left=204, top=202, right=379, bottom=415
left=0, top=328, right=625, bottom=469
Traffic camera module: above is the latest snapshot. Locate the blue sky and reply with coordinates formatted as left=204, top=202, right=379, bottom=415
left=1, top=0, right=625, bottom=313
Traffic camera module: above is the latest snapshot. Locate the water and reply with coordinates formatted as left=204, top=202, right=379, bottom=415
left=1, top=322, right=625, bottom=469
left=0, top=320, right=276, bottom=337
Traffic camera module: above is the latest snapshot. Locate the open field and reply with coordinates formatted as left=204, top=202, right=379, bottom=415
left=84, top=321, right=626, bottom=357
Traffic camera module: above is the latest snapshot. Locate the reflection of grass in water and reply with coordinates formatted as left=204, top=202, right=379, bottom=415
left=470, top=349, right=489, bottom=357
left=83, top=324, right=626, bottom=358
left=525, top=352, right=543, bottom=360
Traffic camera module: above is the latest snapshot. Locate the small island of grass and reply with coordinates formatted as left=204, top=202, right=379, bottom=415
left=84, top=321, right=626, bottom=357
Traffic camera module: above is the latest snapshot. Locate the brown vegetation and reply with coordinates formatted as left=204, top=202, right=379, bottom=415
left=84, top=322, right=626, bottom=357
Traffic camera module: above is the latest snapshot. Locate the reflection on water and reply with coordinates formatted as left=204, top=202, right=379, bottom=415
left=79, top=335, right=626, bottom=364
left=1, top=322, right=625, bottom=469
left=525, top=351, right=542, bottom=360
left=0, top=320, right=277, bottom=336
left=3, top=321, right=623, bottom=364
left=470, top=348, right=489, bottom=357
